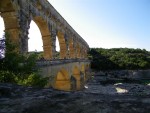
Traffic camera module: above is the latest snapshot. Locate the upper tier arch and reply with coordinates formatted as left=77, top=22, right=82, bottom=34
left=0, top=0, right=89, bottom=59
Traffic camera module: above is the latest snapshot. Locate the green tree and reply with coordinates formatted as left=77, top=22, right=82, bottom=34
left=0, top=34, right=48, bottom=87
left=88, top=48, right=150, bottom=70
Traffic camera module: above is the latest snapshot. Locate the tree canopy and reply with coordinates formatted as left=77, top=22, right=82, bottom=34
left=88, top=48, right=150, bottom=71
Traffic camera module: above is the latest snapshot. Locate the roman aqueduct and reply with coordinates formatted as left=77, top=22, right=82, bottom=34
left=0, top=0, right=91, bottom=91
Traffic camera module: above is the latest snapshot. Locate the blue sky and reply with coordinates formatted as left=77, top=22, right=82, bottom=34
left=0, top=0, right=150, bottom=51
left=49, top=0, right=150, bottom=50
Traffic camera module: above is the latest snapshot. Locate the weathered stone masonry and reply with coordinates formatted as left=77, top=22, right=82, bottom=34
left=0, top=0, right=89, bottom=59
left=0, top=0, right=91, bottom=91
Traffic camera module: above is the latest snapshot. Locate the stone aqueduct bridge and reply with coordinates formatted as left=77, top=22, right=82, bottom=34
left=0, top=0, right=91, bottom=91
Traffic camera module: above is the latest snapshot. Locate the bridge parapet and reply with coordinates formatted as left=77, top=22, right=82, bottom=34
left=36, top=59, right=90, bottom=67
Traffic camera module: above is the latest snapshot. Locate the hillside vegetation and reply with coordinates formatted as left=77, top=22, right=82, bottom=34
left=88, top=48, right=150, bottom=71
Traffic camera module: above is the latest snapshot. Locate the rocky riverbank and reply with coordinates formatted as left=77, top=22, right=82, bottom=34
left=1, top=72, right=150, bottom=113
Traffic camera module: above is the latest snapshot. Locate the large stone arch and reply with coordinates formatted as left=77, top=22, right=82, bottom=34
left=68, top=38, right=75, bottom=58
left=76, top=43, right=81, bottom=58
left=54, top=68, right=71, bottom=91
left=57, top=31, right=67, bottom=59
left=29, top=16, right=53, bottom=59
left=0, top=0, right=89, bottom=57
left=0, top=0, right=21, bottom=52
left=73, top=41, right=78, bottom=58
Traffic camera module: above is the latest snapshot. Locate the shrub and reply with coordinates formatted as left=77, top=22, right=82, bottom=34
left=21, top=73, right=48, bottom=88
left=0, top=34, right=48, bottom=88
left=0, top=70, right=17, bottom=83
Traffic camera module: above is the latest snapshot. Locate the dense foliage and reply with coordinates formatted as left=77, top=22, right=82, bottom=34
left=88, top=48, right=150, bottom=71
left=0, top=34, right=48, bottom=87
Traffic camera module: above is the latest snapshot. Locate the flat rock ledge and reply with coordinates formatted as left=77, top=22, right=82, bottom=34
left=1, top=75, right=150, bottom=113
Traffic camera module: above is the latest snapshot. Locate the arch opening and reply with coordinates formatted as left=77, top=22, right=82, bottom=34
left=29, top=17, right=52, bottom=60
left=28, top=20, right=43, bottom=52
left=54, top=69, right=71, bottom=91
left=57, top=31, right=67, bottom=59
left=0, top=17, right=5, bottom=38
left=0, top=17, right=5, bottom=58
left=55, top=36, right=60, bottom=59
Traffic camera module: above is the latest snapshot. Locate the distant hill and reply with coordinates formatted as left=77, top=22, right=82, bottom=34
left=88, top=48, right=150, bottom=70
